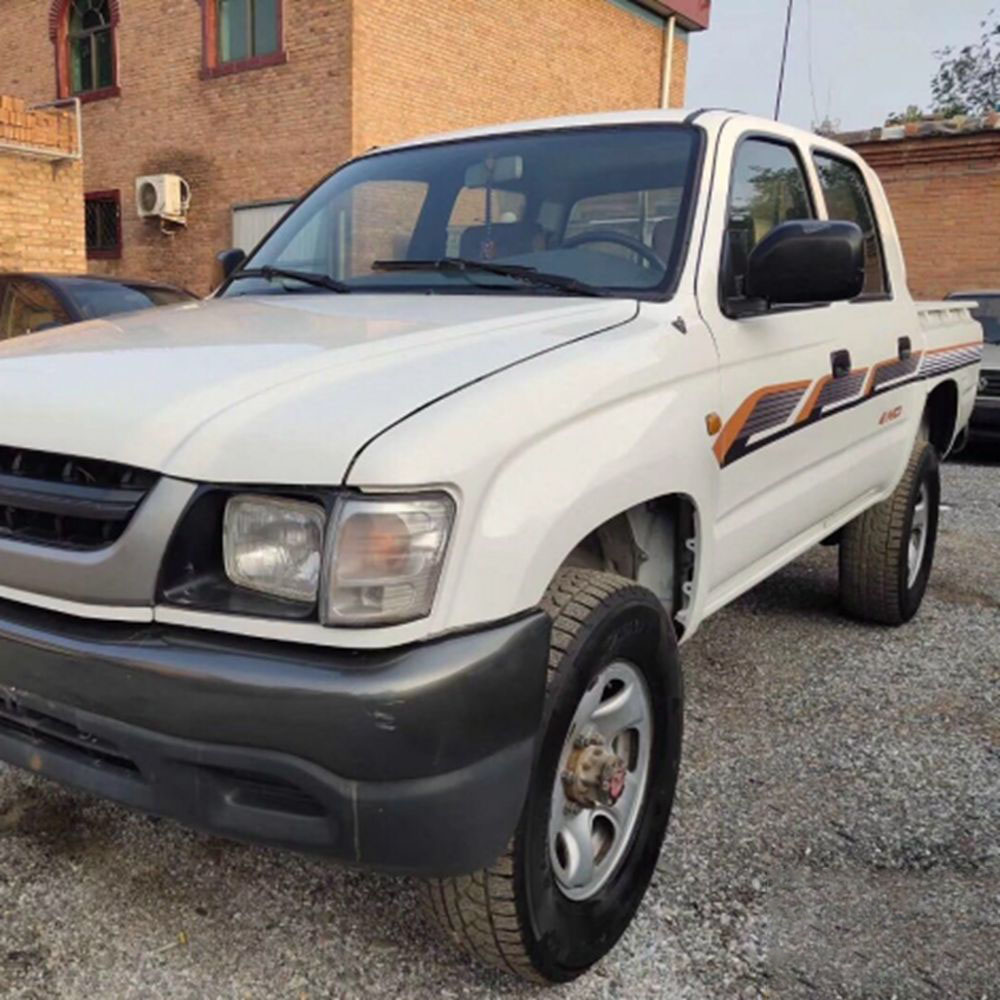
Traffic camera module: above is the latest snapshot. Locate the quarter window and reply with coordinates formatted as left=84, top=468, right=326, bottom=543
left=85, top=190, right=122, bottom=259
left=813, top=153, right=889, bottom=298
left=724, top=138, right=814, bottom=301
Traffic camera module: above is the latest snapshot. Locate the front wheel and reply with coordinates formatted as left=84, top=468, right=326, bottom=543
left=839, top=437, right=940, bottom=625
left=424, top=569, right=683, bottom=983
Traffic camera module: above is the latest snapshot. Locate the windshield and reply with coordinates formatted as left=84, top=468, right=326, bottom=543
left=949, top=294, right=1000, bottom=344
left=223, top=125, right=702, bottom=299
left=67, top=280, right=195, bottom=319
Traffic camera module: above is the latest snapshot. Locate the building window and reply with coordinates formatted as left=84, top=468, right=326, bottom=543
left=50, top=0, right=120, bottom=102
left=85, top=190, right=122, bottom=259
left=203, top=0, right=286, bottom=78
left=69, top=0, right=114, bottom=93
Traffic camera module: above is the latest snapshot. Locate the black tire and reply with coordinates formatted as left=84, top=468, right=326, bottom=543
left=424, top=568, right=683, bottom=983
left=839, top=438, right=940, bottom=625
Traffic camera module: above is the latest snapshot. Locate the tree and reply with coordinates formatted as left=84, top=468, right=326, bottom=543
left=884, top=105, right=925, bottom=127
left=930, top=9, right=1000, bottom=116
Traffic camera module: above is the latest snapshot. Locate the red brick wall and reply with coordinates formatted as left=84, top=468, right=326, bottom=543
left=352, top=0, right=687, bottom=153
left=849, top=132, right=1000, bottom=300
left=0, top=0, right=690, bottom=295
left=0, top=0, right=353, bottom=295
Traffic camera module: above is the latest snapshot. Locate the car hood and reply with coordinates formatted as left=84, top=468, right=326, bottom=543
left=0, top=294, right=635, bottom=483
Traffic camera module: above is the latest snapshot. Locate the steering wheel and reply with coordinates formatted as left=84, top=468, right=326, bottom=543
left=562, top=228, right=667, bottom=271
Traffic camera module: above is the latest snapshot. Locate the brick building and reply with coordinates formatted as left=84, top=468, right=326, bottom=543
left=0, top=0, right=711, bottom=295
left=0, top=97, right=85, bottom=275
left=842, top=116, right=1000, bottom=300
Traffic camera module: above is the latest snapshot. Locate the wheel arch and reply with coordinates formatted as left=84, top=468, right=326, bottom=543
left=924, top=379, right=959, bottom=455
left=557, top=492, right=702, bottom=637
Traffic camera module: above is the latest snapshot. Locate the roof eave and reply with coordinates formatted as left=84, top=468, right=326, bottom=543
left=634, top=0, right=711, bottom=31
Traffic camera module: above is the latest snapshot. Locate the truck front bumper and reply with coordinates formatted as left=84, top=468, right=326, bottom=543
left=0, top=599, right=549, bottom=876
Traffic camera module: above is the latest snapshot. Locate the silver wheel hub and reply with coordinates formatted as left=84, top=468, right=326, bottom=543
left=548, top=660, right=652, bottom=901
left=907, top=480, right=929, bottom=588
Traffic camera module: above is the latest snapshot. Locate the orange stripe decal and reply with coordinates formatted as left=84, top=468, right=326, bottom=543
left=923, top=339, right=982, bottom=356
left=712, top=339, right=982, bottom=467
left=713, top=380, right=811, bottom=464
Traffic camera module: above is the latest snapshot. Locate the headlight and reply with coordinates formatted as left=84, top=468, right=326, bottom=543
left=223, top=495, right=326, bottom=603
left=322, top=494, right=454, bottom=625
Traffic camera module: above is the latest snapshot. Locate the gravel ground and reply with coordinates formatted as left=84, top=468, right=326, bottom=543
left=1, top=451, right=997, bottom=999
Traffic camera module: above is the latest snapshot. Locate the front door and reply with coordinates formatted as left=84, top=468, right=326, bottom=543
left=697, top=127, right=878, bottom=600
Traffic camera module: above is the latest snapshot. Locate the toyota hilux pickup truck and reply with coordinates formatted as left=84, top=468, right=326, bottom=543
left=0, top=111, right=982, bottom=984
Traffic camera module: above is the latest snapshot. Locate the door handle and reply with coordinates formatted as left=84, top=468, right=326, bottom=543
left=898, top=336, right=912, bottom=361
left=831, top=349, right=852, bottom=379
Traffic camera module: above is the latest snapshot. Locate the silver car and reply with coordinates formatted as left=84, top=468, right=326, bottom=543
left=948, top=291, right=1000, bottom=446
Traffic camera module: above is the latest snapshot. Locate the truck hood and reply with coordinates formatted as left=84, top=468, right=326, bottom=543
left=0, top=294, right=635, bottom=483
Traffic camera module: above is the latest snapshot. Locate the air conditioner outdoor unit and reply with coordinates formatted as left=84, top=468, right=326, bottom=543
left=135, top=174, right=191, bottom=224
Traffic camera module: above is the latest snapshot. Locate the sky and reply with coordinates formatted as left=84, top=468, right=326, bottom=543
left=686, top=0, right=993, bottom=131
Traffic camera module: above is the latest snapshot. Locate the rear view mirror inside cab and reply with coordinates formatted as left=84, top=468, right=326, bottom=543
left=464, top=155, right=524, bottom=188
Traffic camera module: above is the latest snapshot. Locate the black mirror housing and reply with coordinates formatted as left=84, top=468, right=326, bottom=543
left=216, top=247, right=247, bottom=280
left=745, top=220, right=865, bottom=307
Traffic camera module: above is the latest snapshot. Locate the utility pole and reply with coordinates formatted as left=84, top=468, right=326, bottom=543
left=775, top=0, right=795, bottom=119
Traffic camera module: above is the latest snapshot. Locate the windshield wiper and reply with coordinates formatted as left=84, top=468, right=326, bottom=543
left=229, top=266, right=351, bottom=293
left=372, top=257, right=613, bottom=298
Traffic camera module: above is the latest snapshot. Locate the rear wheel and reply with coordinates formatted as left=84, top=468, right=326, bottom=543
left=424, top=568, right=683, bottom=983
left=839, top=437, right=940, bottom=625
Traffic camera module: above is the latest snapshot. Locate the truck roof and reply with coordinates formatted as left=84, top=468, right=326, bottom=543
left=370, top=109, right=855, bottom=159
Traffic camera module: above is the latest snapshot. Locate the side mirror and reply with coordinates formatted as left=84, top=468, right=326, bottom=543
left=216, top=247, right=247, bottom=280
left=745, top=220, right=865, bottom=307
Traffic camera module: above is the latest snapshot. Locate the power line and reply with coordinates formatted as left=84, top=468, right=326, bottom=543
left=806, top=0, right=819, bottom=126
left=775, top=0, right=795, bottom=119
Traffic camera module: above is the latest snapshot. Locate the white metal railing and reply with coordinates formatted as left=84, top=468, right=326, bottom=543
left=0, top=97, right=82, bottom=162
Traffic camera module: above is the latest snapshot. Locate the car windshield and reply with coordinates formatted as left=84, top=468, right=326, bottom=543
left=67, top=280, right=195, bottom=319
left=223, top=125, right=702, bottom=299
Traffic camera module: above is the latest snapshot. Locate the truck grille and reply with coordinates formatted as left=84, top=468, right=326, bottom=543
left=0, top=446, right=158, bottom=551
left=981, top=369, right=1000, bottom=398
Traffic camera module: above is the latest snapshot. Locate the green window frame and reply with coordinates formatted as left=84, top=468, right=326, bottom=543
left=68, top=0, right=115, bottom=96
left=217, top=0, right=281, bottom=65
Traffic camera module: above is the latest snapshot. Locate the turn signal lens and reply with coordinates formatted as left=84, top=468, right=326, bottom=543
left=322, top=494, right=454, bottom=625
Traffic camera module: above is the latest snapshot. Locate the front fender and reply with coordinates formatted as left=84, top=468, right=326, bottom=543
left=348, top=306, right=720, bottom=637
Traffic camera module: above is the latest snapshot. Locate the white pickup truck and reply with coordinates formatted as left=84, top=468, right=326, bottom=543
left=0, top=111, right=982, bottom=983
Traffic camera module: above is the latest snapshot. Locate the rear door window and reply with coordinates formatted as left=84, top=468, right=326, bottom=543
left=813, top=152, right=889, bottom=298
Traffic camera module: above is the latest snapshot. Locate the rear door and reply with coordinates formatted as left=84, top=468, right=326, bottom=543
left=697, top=127, right=851, bottom=596
left=808, top=148, right=922, bottom=488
